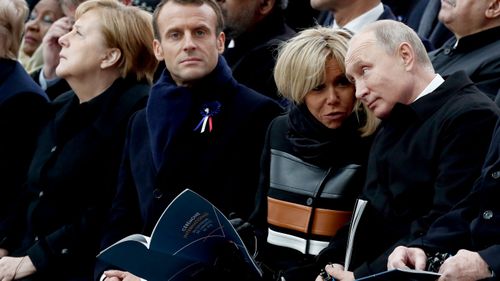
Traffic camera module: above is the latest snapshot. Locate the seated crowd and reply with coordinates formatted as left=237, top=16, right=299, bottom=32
left=0, top=0, right=499, bottom=281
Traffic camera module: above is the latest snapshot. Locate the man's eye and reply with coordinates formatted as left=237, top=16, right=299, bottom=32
left=195, top=30, right=206, bottom=37
left=169, top=32, right=180, bottom=39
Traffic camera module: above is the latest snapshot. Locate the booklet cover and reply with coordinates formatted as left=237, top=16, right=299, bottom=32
left=97, top=189, right=262, bottom=281
left=355, top=268, right=441, bottom=281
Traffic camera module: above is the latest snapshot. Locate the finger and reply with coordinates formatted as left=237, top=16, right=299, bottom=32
left=325, top=263, right=343, bottom=275
left=104, top=270, right=125, bottom=278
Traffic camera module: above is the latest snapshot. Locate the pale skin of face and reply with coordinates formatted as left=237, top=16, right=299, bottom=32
left=304, top=58, right=355, bottom=129
left=153, top=1, right=225, bottom=87
left=56, top=10, right=121, bottom=102
left=438, top=0, right=498, bottom=38
left=22, top=0, right=64, bottom=56
left=345, top=31, right=416, bottom=119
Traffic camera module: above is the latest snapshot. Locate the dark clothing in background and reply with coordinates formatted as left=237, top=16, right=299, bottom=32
left=0, top=59, right=49, bottom=245
left=223, top=10, right=295, bottom=106
left=430, top=26, right=500, bottom=101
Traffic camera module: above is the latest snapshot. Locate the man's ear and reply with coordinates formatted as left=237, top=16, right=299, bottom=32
left=398, top=42, right=415, bottom=71
left=216, top=32, right=225, bottom=54
left=153, top=39, right=164, bottom=61
left=258, top=0, right=275, bottom=16
left=100, top=48, right=121, bottom=69
left=485, top=0, right=500, bottom=18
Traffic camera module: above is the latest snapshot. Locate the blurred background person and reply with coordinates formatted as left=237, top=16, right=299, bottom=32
left=32, top=0, right=89, bottom=100
left=429, top=0, right=500, bottom=101
left=18, top=0, right=64, bottom=74
left=246, top=26, right=379, bottom=281
left=216, top=0, right=296, bottom=106
left=0, top=0, right=158, bottom=280
left=0, top=0, right=50, bottom=258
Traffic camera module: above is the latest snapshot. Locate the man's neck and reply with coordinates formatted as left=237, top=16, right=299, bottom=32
left=332, top=0, right=380, bottom=27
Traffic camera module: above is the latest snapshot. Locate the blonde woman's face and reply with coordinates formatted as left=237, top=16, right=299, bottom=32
left=56, top=10, right=110, bottom=80
left=304, top=58, right=355, bottom=129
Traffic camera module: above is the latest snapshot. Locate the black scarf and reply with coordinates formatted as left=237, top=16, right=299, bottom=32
left=146, top=56, right=237, bottom=170
left=287, top=103, right=363, bottom=168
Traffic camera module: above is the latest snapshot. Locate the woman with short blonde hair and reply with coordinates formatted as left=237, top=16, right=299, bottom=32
left=249, top=26, right=379, bottom=281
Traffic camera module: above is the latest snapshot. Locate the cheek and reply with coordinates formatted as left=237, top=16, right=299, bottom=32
left=340, top=87, right=356, bottom=103
left=39, top=25, right=51, bottom=38
left=304, top=94, right=322, bottom=115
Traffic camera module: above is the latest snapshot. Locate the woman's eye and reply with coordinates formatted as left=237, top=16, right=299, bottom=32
left=42, top=15, right=55, bottom=24
left=312, top=84, right=326, bottom=91
left=336, top=76, right=352, bottom=87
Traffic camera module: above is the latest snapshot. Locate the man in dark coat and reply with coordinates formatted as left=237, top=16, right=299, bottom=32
left=316, top=20, right=500, bottom=281
left=216, top=0, right=295, bottom=105
left=429, top=0, right=500, bottom=101
left=98, top=0, right=282, bottom=280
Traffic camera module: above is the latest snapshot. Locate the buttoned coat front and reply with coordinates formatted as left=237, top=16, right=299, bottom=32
left=1, top=78, right=149, bottom=281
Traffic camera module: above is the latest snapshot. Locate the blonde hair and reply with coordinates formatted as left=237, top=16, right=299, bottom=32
left=0, top=0, right=28, bottom=59
left=76, top=0, right=158, bottom=83
left=274, top=26, right=379, bottom=136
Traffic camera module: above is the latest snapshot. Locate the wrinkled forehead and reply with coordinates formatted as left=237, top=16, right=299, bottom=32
left=345, top=33, right=377, bottom=66
left=159, top=2, right=216, bottom=32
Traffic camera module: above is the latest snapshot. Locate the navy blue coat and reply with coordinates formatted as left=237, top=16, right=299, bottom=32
left=0, top=59, right=49, bottom=241
left=98, top=58, right=283, bottom=262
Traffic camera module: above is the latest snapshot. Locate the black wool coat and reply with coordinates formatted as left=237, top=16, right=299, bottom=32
left=1, top=77, right=149, bottom=281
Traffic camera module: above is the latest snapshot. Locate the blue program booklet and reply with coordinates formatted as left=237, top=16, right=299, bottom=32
left=97, top=189, right=262, bottom=281
left=355, top=268, right=441, bottom=281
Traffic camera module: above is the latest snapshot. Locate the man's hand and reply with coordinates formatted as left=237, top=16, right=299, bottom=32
left=42, top=16, right=74, bottom=79
left=315, top=263, right=355, bottom=281
left=387, top=246, right=427, bottom=270
left=0, top=248, right=8, bottom=258
left=104, top=270, right=141, bottom=281
left=0, top=255, right=36, bottom=280
left=437, top=249, right=491, bottom=281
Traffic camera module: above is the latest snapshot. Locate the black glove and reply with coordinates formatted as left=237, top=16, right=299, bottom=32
left=229, top=213, right=257, bottom=256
